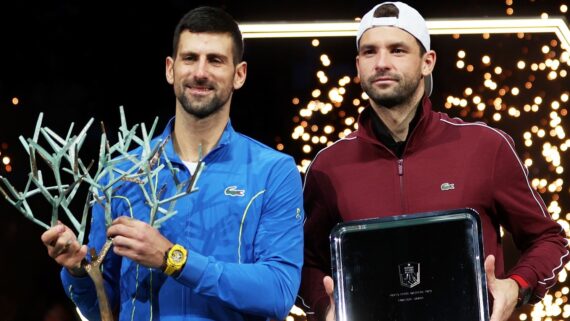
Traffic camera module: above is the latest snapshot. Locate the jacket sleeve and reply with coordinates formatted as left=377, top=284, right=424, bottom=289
left=492, top=134, right=569, bottom=303
left=297, top=161, right=342, bottom=321
left=60, top=197, right=122, bottom=321
left=173, top=157, right=304, bottom=320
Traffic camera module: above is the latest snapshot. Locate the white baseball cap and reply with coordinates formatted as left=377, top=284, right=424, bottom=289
left=356, top=2, right=433, bottom=96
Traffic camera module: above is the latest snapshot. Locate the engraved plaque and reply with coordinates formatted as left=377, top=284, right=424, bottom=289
left=330, top=208, right=489, bottom=321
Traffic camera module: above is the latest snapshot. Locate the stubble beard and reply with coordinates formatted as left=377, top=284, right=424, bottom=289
left=362, top=72, right=422, bottom=108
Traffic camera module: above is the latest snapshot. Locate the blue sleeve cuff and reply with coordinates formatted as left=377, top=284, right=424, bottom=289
left=175, top=250, right=209, bottom=286
left=61, top=268, right=93, bottom=290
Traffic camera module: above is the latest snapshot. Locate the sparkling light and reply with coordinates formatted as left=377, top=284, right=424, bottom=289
left=320, top=54, right=331, bottom=67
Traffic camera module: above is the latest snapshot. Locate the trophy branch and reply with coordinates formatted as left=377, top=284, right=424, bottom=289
left=0, top=107, right=205, bottom=321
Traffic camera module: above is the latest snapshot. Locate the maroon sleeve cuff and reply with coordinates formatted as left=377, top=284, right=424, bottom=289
left=506, top=266, right=537, bottom=290
left=507, top=267, right=544, bottom=304
left=509, top=274, right=529, bottom=289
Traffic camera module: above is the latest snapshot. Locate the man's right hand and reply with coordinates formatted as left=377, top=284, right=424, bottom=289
left=41, top=221, right=88, bottom=277
left=324, top=276, right=335, bottom=321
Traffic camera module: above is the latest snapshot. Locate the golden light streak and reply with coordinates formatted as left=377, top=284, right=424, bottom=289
left=239, top=18, right=570, bottom=50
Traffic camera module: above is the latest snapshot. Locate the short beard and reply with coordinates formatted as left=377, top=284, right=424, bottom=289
left=363, top=74, right=421, bottom=109
left=178, top=94, right=227, bottom=119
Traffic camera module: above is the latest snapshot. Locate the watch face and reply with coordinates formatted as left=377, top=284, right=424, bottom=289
left=171, top=249, right=184, bottom=264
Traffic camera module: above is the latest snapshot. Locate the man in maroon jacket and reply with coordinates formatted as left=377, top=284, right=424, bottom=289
left=299, top=2, right=569, bottom=321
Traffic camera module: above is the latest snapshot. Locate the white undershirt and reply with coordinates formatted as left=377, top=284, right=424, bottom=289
left=182, top=161, right=198, bottom=175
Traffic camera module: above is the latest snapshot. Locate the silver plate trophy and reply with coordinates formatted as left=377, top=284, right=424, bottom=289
left=330, top=208, right=490, bottom=321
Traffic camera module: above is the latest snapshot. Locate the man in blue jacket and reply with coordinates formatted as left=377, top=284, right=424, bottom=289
left=40, top=6, right=304, bottom=321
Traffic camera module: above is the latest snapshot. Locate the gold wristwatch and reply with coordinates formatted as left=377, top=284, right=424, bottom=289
left=163, top=244, right=188, bottom=276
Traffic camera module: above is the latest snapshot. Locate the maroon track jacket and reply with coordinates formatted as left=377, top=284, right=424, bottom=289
left=300, top=96, right=569, bottom=320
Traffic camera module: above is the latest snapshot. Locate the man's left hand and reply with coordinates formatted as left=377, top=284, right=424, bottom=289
left=107, top=216, right=173, bottom=269
left=485, top=255, right=519, bottom=321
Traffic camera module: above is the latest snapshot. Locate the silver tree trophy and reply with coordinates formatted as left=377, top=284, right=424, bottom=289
left=0, top=107, right=204, bottom=321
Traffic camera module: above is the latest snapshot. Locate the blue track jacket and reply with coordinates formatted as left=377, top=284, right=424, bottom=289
left=61, top=119, right=304, bottom=321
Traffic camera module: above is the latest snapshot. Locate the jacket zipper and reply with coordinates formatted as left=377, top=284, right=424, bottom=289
left=398, top=159, right=405, bottom=212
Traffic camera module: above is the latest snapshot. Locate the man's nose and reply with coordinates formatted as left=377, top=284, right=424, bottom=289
left=193, top=58, right=209, bottom=79
left=374, top=51, right=391, bottom=71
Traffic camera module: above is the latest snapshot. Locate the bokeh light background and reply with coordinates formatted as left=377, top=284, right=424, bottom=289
left=0, top=1, right=569, bottom=321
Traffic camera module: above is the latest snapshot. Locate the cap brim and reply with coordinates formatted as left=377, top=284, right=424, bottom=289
left=424, top=74, right=433, bottom=97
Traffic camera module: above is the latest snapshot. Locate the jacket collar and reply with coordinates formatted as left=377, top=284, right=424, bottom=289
left=355, top=95, right=433, bottom=153
left=157, top=117, right=235, bottom=165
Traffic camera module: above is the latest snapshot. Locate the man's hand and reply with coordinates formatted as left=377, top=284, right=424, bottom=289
left=485, top=255, right=519, bottom=321
left=41, top=221, right=88, bottom=276
left=323, top=276, right=335, bottom=321
left=107, top=216, right=172, bottom=269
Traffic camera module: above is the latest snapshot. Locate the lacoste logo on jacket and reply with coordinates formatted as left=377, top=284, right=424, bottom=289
left=224, top=186, right=245, bottom=197
left=440, top=183, right=455, bottom=191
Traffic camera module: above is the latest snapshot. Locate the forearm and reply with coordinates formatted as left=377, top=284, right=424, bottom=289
left=302, top=167, right=341, bottom=320
left=507, top=233, right=569, bottom=301
left=61, top=268, right=103, bottom=321
left=63, top=199, right=121, bottom=320
left=492, top=137, right=570, bottom=300
left=174, top=251, right=300, bottom=320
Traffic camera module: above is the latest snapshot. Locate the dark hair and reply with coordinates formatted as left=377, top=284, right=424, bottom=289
left=374, top=3, right=400, bottom=17
left=172, top=6, right=244, bottom=64
left=373, top=4, right=426, bottom=56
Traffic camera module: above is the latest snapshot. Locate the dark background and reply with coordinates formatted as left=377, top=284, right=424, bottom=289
left=0, top=1, right=568, bottom=320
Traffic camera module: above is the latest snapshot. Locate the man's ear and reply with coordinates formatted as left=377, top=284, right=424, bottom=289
left=422, top=50, right=436, bottom=77
left=355, top=55, right=362, bottom=80
left=165, top=56, right=175, bottom=85
left=233, top=61, right=247, bottom=90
